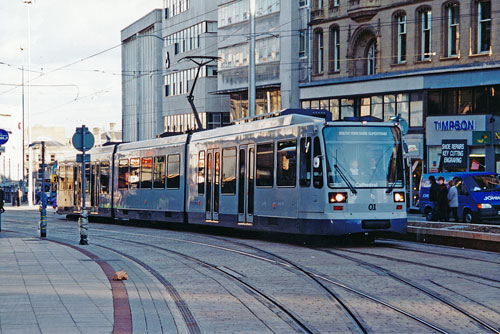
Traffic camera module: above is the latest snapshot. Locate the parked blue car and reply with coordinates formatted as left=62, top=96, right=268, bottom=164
left=419, top=172, right=500, bottom=223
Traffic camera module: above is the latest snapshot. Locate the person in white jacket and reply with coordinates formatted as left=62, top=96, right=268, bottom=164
left=448, top=179, right=459, bottom=222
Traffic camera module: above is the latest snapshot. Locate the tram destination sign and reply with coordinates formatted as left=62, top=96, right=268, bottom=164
left=441, top=139, right=467, bottom=168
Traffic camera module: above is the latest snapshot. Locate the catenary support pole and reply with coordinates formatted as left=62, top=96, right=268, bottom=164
left=79, top=126, right=88, bottom=245
left=40, top=141, right=46, bottom=237
left=249, top=0, right=256, bottom=118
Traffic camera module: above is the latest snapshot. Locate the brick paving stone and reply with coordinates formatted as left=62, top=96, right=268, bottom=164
left=0, top=234, right=113, bottom=334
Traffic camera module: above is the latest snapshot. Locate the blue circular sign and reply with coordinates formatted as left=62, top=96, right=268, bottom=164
left=0, top=129, right=9, bottom=145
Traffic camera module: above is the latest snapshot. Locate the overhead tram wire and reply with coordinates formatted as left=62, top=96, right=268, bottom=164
left=4, top=4, right=499, bottom=117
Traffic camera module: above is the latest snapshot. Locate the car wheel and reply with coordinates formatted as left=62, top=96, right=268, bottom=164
left=425, top=207, right=433, bottom=221
left=463, top=209, right=473, bottom=224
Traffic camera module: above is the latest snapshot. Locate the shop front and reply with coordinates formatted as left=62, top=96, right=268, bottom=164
left=426, top=115, right=500, bottom=173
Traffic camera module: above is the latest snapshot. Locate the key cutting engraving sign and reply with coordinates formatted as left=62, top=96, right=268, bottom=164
left=441, top=139, right=467, bottom=169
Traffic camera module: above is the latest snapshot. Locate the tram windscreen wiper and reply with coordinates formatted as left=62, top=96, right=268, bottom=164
left=333, top=164, right=357, bottom=194
left=385, top=179, right=399, bottom=193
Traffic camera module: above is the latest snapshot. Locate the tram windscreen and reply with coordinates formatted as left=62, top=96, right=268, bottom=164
left=323, top=126, right=404, bottom=189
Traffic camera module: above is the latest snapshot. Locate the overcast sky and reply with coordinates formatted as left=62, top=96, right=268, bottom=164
left=0, top=0, right=163, bottom=137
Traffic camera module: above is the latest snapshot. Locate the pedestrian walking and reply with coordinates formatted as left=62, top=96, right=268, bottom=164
left=437, top=176, right=449, bottom=221
left=17, top=188, right=22, bottom=206
left=428, top=175, right=439, bottom=221
left=448, top=179, right=458, bottom=222
left=0, top=187, right=5, bottom=213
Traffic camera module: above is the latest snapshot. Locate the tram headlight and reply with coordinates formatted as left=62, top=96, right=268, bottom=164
left=393, top=192, right=405, bottom=202
left=329, top=192, right=347, bottom=203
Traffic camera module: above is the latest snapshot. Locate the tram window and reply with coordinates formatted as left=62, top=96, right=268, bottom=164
left=85, top=163, right=91, bottom=194
left=277, top=140, right=297, bottom=187
left=140, top=157, right=153, bottom=189
left=313, top=137, right=323, bottom=188
left=198, top=151, right=205, bottom=194
left=256, top=143, right=274, bottom=187
left=299, top=137, right=312, bottom=187
left=167, top=154, right=180, bottom=189
left=153, top=156, right=166, bottom=189
left=59, top=166, right=67, bottom=191
left=129, top=158, right=140, bottom=189
left=100, top=161, right=110, bottom=194
left=118, top=159, right=129, bottom=189
left=68, top=166, right=74, bottom=191
left=222, top=147, right=236, bottom=194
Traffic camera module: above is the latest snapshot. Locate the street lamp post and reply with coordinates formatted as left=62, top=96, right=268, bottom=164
left=25, top=0, right=33, bottom=207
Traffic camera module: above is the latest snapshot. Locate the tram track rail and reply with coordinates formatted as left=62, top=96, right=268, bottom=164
left=376, top=240, right=500, bottom=265
left=3, top=214, right=499, bottom=333
left=92, top=235, right=326, bottom=334
left=91, top=232, right=455, bottom=334
left=319, top=248, right=500, bottom=334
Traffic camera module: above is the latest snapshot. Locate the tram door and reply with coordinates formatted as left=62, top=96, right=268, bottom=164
left=205, top=149, right=220, bottom=221
left=238, top=145, right=255, bottom=225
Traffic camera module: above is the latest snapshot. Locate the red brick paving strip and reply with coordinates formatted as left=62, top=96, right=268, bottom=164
left=48, top=240, right=132, bottom=334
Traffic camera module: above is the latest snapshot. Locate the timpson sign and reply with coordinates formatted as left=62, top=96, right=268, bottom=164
left=426, top=115, right=487, bottom=146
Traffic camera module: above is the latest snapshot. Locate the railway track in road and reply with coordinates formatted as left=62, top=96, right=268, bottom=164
left=92, top=235, right=362, bottom=334
left=92, top=232, right=457, bottom=334
left=3, top=214, right=500, bottom=333
left=318, top=248, right=500, bottom=334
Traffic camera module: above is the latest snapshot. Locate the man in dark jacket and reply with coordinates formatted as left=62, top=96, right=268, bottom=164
left=0, top=187, right=5, bottom=213
left=436, top=176, right=449, bottom=221
left=428, top=175, right=439, bottom=220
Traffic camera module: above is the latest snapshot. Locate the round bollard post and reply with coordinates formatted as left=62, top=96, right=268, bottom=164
left=79, top=209, right=88, bottom=245
left=40, top=205, right=47, bottom=238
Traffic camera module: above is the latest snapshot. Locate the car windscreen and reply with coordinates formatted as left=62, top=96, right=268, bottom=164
left=470, top=174, right=500, bottom=192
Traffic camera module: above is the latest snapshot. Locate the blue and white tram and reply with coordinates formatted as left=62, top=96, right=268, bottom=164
left=57, top=112, right=407, bottom=236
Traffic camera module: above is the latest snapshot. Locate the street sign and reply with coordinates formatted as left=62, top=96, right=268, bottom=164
left=0, top=129, right=9, bottom=145
left=76, top=154, right=91, bottom=163
left=72, top=126, right=94, bottom=152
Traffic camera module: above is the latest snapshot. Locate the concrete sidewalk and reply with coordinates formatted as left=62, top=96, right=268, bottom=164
left=405, top=213, right=500, bottom=251
left=0, top=231, right=114, bottom=334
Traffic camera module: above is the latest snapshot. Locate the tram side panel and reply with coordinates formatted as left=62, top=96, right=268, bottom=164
left=113, top=143, right=186, bottom=223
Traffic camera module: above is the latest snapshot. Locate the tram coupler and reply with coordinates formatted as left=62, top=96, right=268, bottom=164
left=79, top=209, right=89, bottom=245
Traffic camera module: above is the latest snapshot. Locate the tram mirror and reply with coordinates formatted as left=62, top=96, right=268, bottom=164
left=403, top=142, right=408, bottom=154
left=314, top=156, right=321, bottom=169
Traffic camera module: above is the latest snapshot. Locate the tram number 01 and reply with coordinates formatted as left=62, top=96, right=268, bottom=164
left=368, top=204, right=377, bottom=211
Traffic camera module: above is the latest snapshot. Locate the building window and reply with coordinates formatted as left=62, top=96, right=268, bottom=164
left=478, top=1, right=491, bottom=53
left=418, top=8, right=432, bottom=60
left=366, top=41, right=376, bottom=75
left=394, top=12, right=406, bottom=63
left=329, top=25, right=340, bottom=72
left=313, top=29, right=324, bottom=74
left=299, top=30, right=307, bottom=58
left=445, top=3, right=459, bottom=57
